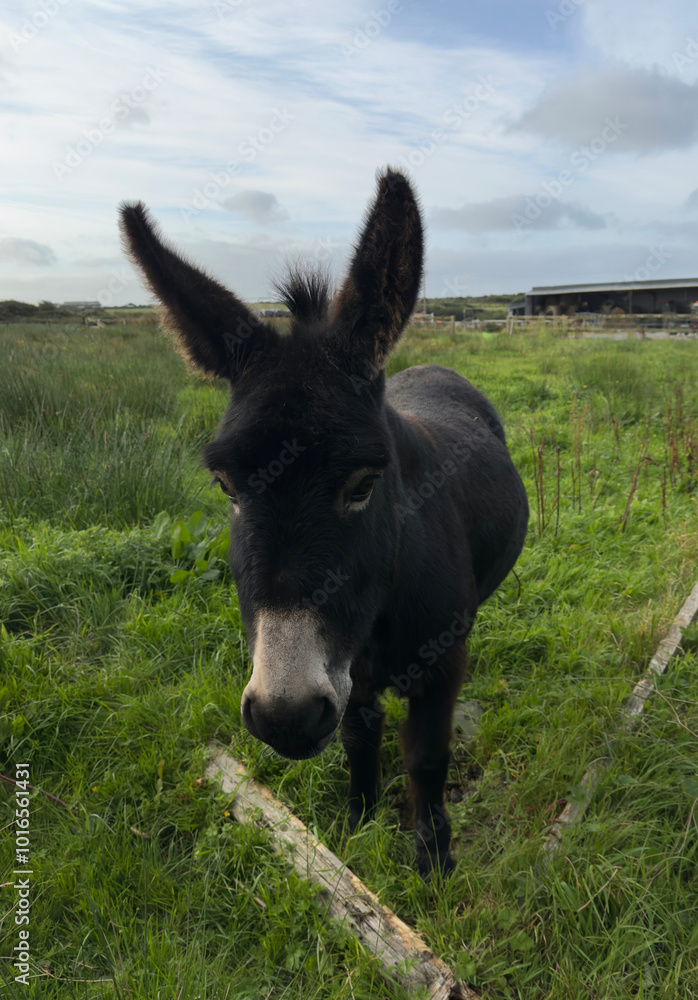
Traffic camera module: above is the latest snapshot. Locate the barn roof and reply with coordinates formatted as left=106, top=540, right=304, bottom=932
left=528, top=277, right=698, bottom=296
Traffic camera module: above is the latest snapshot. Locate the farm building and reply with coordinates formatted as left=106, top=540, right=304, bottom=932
left=521, top=277, right=698, bottom=316
left=62, top=300, right=103, bottom=310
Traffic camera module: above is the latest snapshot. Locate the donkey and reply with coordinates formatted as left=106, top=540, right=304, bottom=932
left=119, top=169, right=528, bottom=875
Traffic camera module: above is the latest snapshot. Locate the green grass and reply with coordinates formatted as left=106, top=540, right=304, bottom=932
left=1, top=319, right=697, bottom=998
left=422, top=294, right=517, bottom=320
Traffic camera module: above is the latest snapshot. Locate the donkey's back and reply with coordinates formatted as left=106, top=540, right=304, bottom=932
left=387, top=363, right=529, bottom=605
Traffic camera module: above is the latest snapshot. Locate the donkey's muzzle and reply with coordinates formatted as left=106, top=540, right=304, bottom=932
left=241, top=690, right=339, bottom=759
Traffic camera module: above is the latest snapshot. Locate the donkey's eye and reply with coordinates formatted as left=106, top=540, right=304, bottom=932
left=345, top=471, right=382, bottom=512
left=350, top=477, right=377, bottom=503
left=212, top=475, right=238, bottom=506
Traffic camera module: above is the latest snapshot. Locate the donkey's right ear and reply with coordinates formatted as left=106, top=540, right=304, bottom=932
left=119, top=201, right=277, bottom=380
left=329, top=168, right=423, bottom=369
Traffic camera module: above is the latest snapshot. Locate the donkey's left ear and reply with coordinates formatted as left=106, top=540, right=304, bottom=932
left=119, top=201, right=277, bottom=380
left=330, top=168, right=423, bottom=367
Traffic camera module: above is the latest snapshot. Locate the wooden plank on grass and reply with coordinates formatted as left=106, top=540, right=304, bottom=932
left=623, top=582, right=698, bottom=719
left=544, top=580, right=698, bottom=855
left=204, top=745, right=478, bottom=1000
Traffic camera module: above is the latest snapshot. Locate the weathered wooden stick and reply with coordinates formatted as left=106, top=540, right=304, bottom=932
left=204, top=745, right=478, bottom=1000
left=544, top=580, right=698, bottom=854
left=622, top=581, right=698, bottom=720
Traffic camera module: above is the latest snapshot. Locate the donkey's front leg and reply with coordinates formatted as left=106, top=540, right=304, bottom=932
left=402, top=650, right=465, bottom=876
left=341, top=698, right=385, bottom=831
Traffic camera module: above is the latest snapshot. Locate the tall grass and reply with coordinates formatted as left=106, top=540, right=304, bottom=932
left=0, top=323, right=229, bottom=528
left=1, top=319, right=697, bottom=998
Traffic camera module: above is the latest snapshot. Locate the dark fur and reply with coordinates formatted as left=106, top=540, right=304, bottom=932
left=119, top=168, right=529, bottom=875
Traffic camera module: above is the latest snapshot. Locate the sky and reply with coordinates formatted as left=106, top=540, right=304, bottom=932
left=2, top=0, right=698, bottom=304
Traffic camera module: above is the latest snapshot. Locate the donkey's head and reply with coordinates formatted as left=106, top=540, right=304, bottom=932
left=120, top=169, right=423, bottom=759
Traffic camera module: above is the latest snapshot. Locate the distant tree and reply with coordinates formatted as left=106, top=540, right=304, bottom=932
left=0, top=299, right=72, bottom=322
left=0, top=300, right=37, bottom=320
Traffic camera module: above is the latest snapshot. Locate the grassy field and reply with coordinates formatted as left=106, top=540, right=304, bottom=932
left=421, top=295, right=519, bottom=320
left=1, top=318, right=697, bottom=999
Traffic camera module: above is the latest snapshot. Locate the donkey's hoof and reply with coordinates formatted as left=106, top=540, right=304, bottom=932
left=348, top=800, right=376, bottom=833
left=348, top=807, right=363, bottom=833
left=417, top=845, right=456, bottom=879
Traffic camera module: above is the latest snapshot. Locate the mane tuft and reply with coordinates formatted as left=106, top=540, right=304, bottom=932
left=273, top=265, right=332, bottom=324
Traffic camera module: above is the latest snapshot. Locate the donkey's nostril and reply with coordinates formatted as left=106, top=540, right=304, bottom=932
left=241, top=692, right=259, bottom=739
left=285, top=694, right=338, bottom=748
left=314, top=696, right=339, bottom=742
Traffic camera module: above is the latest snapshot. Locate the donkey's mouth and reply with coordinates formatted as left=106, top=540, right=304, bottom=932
left=272, top=733, right=336, bottom=761
left=241, top=690, right=341, bottom=760
left=260, top=727, right=337, bottom=761
left=241, top=658, right=345, bottom=759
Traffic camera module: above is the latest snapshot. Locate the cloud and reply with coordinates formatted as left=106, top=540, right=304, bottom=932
left=220, top=190, right=288, bottom=225
left=513, top=63, right=698, bottom=153
left=3, top=0, right=697, bottom=302
left=428, top=240, right=698, bottom=296
left=579, top=0, right=698, bottom=74
left=685, top=188, right=698, bottom=211
left=641, top=217, right=698, bottom=241
left=73, top=255, right=125, bottom=268
left=430, top=195, right=607, bottom=232
left=0, top=238, right=56, bottom=267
